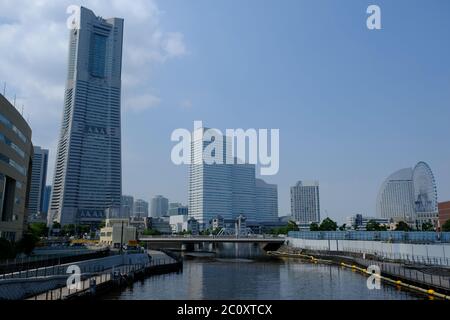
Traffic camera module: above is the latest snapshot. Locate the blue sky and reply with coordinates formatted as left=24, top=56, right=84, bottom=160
left=1, top=0, right=449, bottom=223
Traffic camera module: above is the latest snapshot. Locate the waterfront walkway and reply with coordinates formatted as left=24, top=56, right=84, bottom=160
left=26, top=251, right=179, bottom=300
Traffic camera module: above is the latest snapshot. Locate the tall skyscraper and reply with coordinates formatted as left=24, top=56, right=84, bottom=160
left=290, top=181, right=320, bottom=224
left=255, top=178, right=278, bottom=222
left=188, top=126, right=279, bottom=227
left=377, top=161, right=439, bottom=228
left=48, top=7, right=124, bottom=226
left=150, top=195, right=169, bottom=217
left=121, top=195, right=134, bottom=218
left=189, top=127, right=232, bottom=226
left=0, top=94, right=33, bottom=241
left=28, top=146, right=49, bottom=217
left=134, top=199, right=149, bottom=218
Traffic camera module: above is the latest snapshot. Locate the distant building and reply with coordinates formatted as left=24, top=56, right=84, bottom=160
left=347, top=214, right=390, bottom=230
left=169, top=203, right=188, bottom=216
left=134, top=199, right=148, bottom=218
left=255, top=179, right=278, bottom=222
left=0, top=93, right=33, bottom=241
left=210, top=215, right=224, bottom=230
left=438, top=201, right=450, bottom=229
left=169, top=215, right=198, bottom=234
left=28, top=146, right=49, bottom=218
left=42, top=185, right=51, bottom=215
left=148, top=216, right=171, bottom=234
left=121, top=195, right=134, bottom=218
left=290, top=181, right=320, bottom=224
left=187, top=217, right=199, bottom=235
left=188, top=125, right=279, bottom=228
left=150, top=195, right=169, bottom=217
left=129, top=216, right=149, bottom=235
left=99, top=218, right=136, bottom=248
left=377, top=162, right=438, bottom=229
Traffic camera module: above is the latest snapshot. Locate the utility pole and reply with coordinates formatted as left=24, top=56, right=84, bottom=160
left=120, top=220, right=124, bottom=254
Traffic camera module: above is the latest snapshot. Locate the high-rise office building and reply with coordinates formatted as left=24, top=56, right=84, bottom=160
left=42, top=185, right=51, bottom=215
left=188, top=126, right=279, bottom=227
left=231, top=164, right=256, bottom=221
left=255, top=178, right=278, bottom=222
left=134, top=199, right=149, bottom=218
left=28, top=146, right=49, bottom=217
left=0, top=94, right=33, bottom=241
left=150, top=195, right=169, bottom=218
left=189, top=127, right=232, bottom=226
left=48, top=7, right=124, bottom=226
left=290, top=181, right=320, bottom=224
left=121, top=195, right=134, bottom=218
left=376, top=161, right=438, bottom=228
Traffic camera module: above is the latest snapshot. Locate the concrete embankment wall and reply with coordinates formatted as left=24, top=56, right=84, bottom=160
left=287, top=238, right=450, bottom=264
left=0, top=253, right=149, bottom=300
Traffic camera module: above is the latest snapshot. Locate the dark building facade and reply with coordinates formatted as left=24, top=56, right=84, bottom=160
left=0, top=94, right=33, bottom=241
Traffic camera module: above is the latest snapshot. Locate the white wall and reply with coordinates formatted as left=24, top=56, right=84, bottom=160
left=288, top=237, right=450, bottom=265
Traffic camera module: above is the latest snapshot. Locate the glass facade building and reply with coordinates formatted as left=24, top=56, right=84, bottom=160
left=48, top=7, right=124, bottom=226
left=27, top=146, right=48, bottom=218
left=188, top=126, right=279, bottom=228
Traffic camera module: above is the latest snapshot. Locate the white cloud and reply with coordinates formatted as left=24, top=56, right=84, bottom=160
left=125, top=94, right=161, bottom=112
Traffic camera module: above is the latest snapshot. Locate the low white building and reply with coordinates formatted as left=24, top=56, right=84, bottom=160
left=169, top=215, right=199, bottom=234
left=99, top=218, right=137, bottom=248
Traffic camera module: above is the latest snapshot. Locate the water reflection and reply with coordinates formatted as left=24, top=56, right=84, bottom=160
left=103, top=244, right=421, bottom=300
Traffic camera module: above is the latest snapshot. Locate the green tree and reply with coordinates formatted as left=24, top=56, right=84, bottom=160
left=61, top=224, right=76, bottom=237
left=338, top=223, right=347, bottom=231
left=319, top=218, right=338, bottom=231
left=98, top=220, right=106, bottom=229
left=366, top=220, right=381, bottom=231
left=287, top=220, right=299, bottom=232
left=442, top=220, right=450, bottom=232
left=395, top=221, right=411, bottom=231
left=52, top=222, right=61, bottom=229
left=15, top=233, right=39, bottom=255
left=0, top=238, right=15, bottom=260
left=29, top=222, right=49, bottom=238
left=143, top=228, right=161, bottom=236
left=310, top=222, right=320, bottom=231
left=421, top=222, right=434, bottom=231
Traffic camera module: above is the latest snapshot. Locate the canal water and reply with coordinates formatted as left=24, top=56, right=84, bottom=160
left=103, top=243, right=421, bottom=300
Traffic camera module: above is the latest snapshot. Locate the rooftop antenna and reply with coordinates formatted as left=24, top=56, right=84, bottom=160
left=13, top=94, right=16, bottom=107
left=22, top=105, right=24, bottom=116
left=2, top=82, right=5, bottom=96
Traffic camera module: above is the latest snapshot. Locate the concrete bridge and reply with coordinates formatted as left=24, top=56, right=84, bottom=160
left=139, top=235, right=286, bottom=251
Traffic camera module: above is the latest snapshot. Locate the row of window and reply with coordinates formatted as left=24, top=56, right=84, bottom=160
left=0, top=153, right=26, bottom=175
left=0, top=132, right=25, bottom=158
left=0, top=112, right=28, bottom=144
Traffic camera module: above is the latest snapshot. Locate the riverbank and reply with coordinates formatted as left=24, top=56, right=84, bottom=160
left=14, top=250, right=182, bottom=300
left=269, top=246, right=450, bottom=300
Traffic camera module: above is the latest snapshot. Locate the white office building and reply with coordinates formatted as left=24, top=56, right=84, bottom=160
left=290, top=181, right=320, bottom=224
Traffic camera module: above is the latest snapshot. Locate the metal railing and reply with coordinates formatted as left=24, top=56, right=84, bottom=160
left=29, top=257, right=179, bottom=300
left=288, top=231, right=450, bottom=243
